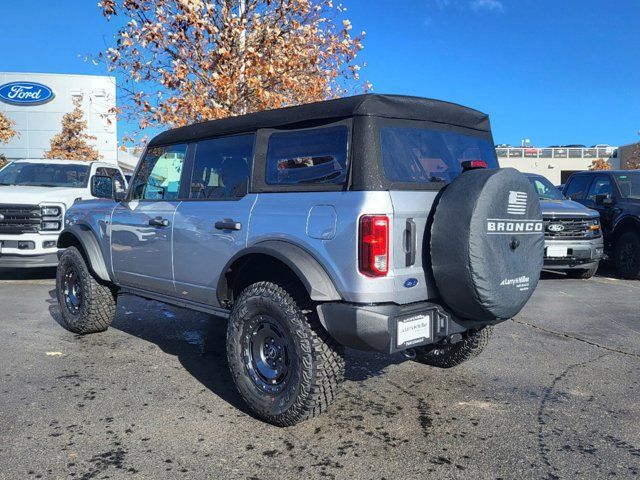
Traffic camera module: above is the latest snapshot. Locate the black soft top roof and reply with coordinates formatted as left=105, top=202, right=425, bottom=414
left=147, top=94, right=491, bottom=147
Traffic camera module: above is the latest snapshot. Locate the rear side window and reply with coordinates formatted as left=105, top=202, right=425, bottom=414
left=564, top=175, right=592, bottom=200
left=380, top=127, right=498, bottom=185
left=265, top=126, right=348, bottom=185
left=190, top=134, right=254, bottom=199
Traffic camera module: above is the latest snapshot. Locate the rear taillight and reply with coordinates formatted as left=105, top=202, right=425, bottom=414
left=359, top=215, right=389, bottom=277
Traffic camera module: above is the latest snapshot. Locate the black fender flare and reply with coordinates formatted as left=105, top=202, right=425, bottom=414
left=57, top=224, right=112, bottom=282
left=217, top=240, right=342, bottom=304
left=612, top=215, right=640, bottom=241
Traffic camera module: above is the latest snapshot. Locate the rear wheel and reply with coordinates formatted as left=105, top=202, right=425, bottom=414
left=565, top=264, right=599, bottom=279
left=614, top=232, right=640, bottom=279
left=226, top=281, right=345, bottom=426
left=56, top=247, right=117, bottom=334
left=413, top=327, right=493, bottom=368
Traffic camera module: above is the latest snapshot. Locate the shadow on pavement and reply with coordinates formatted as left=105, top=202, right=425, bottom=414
left=45, top=287, right=405, bottom=416
left=46, top=288, right=253, bottom=416
left=541, top=260, right=621, bottom=281
left=0, top=267, right=56, bottom=280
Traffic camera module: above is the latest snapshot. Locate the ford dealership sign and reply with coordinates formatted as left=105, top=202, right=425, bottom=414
left=0, top=81, right=55, bottom=106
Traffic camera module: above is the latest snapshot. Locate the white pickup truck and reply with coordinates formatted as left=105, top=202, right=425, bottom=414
left=0, top=159, right=126, bottom=268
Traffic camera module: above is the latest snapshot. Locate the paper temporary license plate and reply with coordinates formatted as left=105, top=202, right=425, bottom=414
left=397, top=314, right=431, bottom=348
left=547, top=246, right=568, bottom=258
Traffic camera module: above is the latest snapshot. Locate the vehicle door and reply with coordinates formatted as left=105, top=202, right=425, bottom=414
left=585, top=174, right=616, bottom=237
left=111, top=144, right=189, bottom=295
left=172, top=134, right=256, bottom=306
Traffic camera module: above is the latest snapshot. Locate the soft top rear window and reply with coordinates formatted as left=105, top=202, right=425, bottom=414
left=380, top=126, right=498, bottom=185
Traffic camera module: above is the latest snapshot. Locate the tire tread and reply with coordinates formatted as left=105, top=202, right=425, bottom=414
left=227, top=281, right=345, bottom=426
left=413, top=326, right=493, bottom=369
left=56, top=247, right=116, bottom=334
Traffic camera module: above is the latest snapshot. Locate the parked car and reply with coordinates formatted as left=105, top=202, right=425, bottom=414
left=563, top=170, right=640, bottom=278
left=591, top=144, right=616, bottom=156
left=525, top=174, right=603, bottom=278
left=54, top=94, right=544, bottom=426
left=0, top=159, right=127, bottom=268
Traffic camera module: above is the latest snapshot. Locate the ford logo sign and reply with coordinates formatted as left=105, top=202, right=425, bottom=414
left=403, top=278, right=419, bottom=288
left=0, top=81, right=55, bottom=106
left=547, top=224, right=565, bottom=232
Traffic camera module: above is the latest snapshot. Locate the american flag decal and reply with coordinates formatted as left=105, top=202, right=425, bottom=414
left=507, top=191, right=527, bottom=215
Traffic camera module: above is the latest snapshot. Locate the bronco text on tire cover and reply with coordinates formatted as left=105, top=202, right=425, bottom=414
left=430, top=167, right=544, bottom=321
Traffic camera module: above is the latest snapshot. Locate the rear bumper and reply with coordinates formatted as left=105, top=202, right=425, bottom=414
left=543, top=237, right=604, bottom=270
left=0, top=252, right=59, bottom=268
left=317, top=301, right=492, bottom=354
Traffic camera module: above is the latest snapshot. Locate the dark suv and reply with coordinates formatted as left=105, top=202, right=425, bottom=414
left=563, top=170, right=640, bottom=278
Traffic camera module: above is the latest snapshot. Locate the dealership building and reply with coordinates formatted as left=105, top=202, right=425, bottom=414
left=0, top=72, right=118, bottom=164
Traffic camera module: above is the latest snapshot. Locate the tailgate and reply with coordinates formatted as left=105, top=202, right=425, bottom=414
left=389, top=190, right=440, bottom=304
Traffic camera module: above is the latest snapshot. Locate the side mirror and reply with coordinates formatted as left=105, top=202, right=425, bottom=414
left=114, top=179, right=127, bottom=201
left=595, top=194, right=614, bottom=207
left=91, top=175, right=115, bottom=199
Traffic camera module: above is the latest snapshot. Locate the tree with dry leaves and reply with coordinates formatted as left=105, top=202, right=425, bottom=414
left=44, top=97, right=101, bottom=161
left=623, top=143, right=640, bottom=170
left=589, top=158, right=612, bottom=171
left=99, top=0, right=368, bottom=134
left=0, top=111, right=19, bottom=168
left=0, top=111, right=18, bottom=145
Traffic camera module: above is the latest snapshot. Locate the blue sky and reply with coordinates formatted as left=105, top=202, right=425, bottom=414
left=0, top=0, right=638, bottom=146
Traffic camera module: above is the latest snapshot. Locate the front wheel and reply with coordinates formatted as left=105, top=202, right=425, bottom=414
left=226, top=281, right=345, bottom=426
left=56, top=247, right=117, bottom=334
left=614, top=232, right=640, bottom=279
left=413, top=327, right=493, bottom=368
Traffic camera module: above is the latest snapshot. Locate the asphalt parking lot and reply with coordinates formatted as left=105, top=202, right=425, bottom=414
left=1, top=267, right=639, bottom=480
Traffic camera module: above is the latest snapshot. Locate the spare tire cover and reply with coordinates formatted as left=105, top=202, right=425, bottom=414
left=430, top=167, right=544, bottom=321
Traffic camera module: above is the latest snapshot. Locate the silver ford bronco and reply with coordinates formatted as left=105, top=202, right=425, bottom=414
left=55, top=94, right=544, bottom=426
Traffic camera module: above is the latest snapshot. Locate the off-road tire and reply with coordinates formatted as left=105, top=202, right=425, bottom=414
left=565, top=264, right=599, bottom=279
left=614, top=232, right=640, bottom=279
left=226, top=281, right=345, bottom=427
left=413, top=326, right=493, bottom=368
left=56, top=247, right=117, bottom=334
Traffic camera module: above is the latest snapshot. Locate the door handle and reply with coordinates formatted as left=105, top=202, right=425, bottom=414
left=215, top=219, right=242, bottom=231
left=149, top=216, right=170, bottom=227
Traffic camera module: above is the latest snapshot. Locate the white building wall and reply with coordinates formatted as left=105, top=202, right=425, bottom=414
left=498, top=155, right=620, bottom=185
left=0, top=72, right=117, bottom=164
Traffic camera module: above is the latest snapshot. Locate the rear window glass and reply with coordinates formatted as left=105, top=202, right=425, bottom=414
left=265, top=126, right=348, bottom=185
left=380, top=127, right=498, bottom=185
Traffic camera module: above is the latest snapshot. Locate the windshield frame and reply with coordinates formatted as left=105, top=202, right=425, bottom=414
left=0, top=162, right=91, bottom=188
left=526, top=174, right=566, bottom=201
left=613, top=171, right=640, bottom=200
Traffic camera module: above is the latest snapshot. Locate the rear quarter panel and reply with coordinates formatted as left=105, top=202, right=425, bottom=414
left=248, top=191, right=399, bottom=303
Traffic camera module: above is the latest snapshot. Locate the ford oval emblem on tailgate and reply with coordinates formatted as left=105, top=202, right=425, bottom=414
left=403, top=278, right=418, bottom=288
